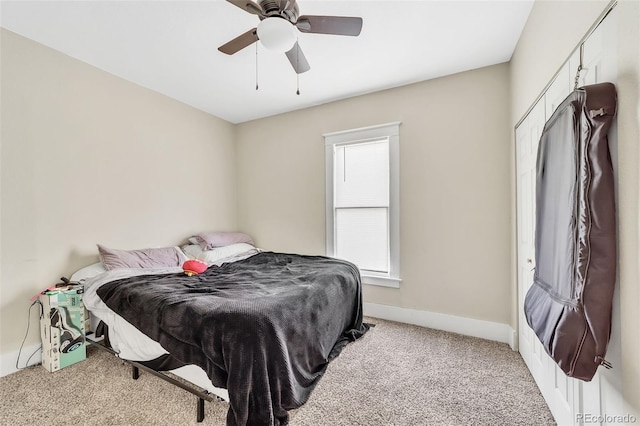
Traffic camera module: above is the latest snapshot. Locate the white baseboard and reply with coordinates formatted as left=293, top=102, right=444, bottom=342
left=363, top=302, right=516, bottom=349
left=0, top=343, right=42, bottom=377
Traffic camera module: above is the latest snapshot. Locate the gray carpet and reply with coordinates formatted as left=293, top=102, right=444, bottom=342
left=0, top=317, right=555, bottom=425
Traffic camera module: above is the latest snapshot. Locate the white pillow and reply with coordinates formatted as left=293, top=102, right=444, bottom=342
left=182, top=243, right=256, bottom=265
left=70, top=262, right=107, bottom=282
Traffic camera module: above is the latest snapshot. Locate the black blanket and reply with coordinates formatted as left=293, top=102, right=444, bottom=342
left=96, top=251, right=369, bottom=425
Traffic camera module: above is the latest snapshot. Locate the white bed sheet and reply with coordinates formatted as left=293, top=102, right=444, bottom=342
left=82, top=250, right=260, bottom=402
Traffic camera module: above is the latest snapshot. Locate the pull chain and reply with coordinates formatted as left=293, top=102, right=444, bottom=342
left=255, top=41, right=259, bottom=91
left=296, top=38, right=300, bottom=95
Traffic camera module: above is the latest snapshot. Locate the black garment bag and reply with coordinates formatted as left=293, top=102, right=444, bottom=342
left=524, top=82, right=617, bottom=381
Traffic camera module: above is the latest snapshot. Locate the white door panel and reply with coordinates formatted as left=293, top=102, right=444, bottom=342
left=545, top=60, right=573, bottom=118
left=517, top=49, right=577, bottom=426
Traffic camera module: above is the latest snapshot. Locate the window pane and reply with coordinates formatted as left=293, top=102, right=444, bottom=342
left=335, top=140, right=389, bottom=208
left=335, top=207, right=388, bottom=273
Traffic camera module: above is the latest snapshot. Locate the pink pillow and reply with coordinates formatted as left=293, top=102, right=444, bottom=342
left=194, top=232, right=254, bottom=250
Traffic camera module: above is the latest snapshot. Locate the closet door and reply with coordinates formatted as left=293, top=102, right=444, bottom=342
left=517, top=60, right=577, bottom=426
left=515, top=99, right=544, bottom=381
left=516, top=7, right=621, bottom=425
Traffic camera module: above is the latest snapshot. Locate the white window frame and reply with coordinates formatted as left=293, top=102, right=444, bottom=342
left=324, top=122, right=401, bottom=288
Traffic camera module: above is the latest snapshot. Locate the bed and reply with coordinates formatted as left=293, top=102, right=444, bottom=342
left=79, top=240, right=369, bottom=426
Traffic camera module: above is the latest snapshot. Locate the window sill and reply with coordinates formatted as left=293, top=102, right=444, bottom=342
left=361, top=274, right=401, bottom=288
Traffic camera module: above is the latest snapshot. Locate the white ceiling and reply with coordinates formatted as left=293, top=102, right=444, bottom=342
left=1, top=0, right=534, bottom=123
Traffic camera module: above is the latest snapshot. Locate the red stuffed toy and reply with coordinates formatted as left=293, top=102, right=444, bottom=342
left=183, top=259, right=207, bottom=276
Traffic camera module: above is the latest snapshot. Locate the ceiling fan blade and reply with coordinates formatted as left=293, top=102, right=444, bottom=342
left=285, top=42, right=310, bottom=74
left=218, top=28, right=259, bottom=55
left=296, top=15, right=363, bottom=36
left=226, top=0, right=264, bottom=16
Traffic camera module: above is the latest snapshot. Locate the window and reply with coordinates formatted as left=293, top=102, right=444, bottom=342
left=324, top=122, right=401, bottom=288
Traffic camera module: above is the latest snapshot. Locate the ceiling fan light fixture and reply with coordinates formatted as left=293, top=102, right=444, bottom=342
left=257, top=17, right=296, bottom=52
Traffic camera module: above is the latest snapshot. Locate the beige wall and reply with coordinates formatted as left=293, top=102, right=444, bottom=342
left=510, top=0, right=640, bottom=414
left=236, top=63, right=512, bottom=325
left=0, top=30, right=237, bottom=357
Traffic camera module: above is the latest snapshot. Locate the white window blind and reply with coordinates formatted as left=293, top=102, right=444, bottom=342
left=334, top=140, right=389, bottom=273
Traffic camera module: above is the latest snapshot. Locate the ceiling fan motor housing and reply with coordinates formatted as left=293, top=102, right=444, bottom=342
left=259, top=0, right=299, bottom=22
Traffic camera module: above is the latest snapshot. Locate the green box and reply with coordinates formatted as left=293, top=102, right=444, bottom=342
left=39, top=285, right=86, bottom=372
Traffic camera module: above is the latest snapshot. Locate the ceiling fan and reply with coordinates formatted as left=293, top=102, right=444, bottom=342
left=218, top=0, right=363, bottom=74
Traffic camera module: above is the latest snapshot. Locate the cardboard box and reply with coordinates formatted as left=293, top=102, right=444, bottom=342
left=40, top=285, right=86, bottom=372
